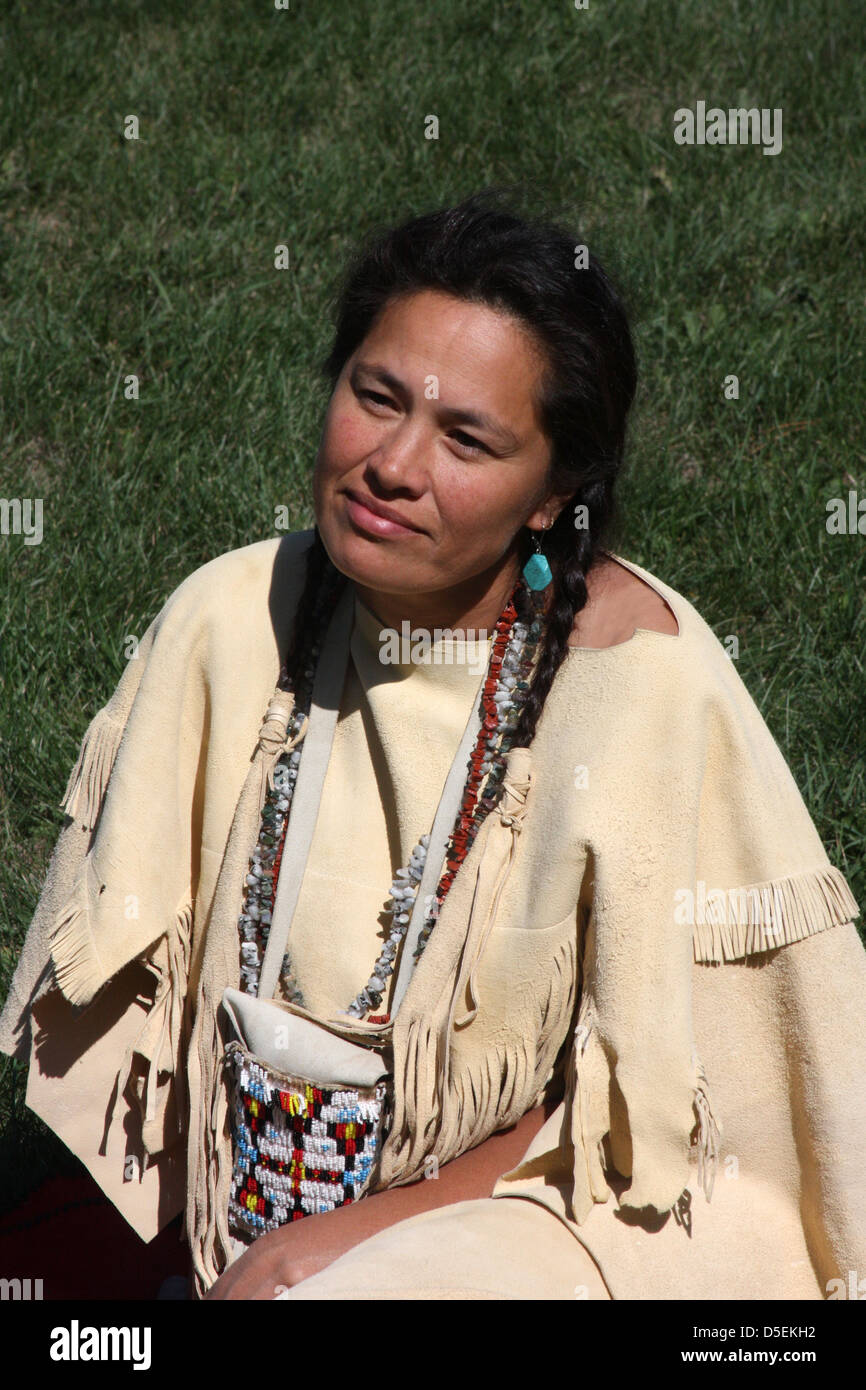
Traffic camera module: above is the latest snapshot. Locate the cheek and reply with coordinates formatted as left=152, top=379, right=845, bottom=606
left=435, top=469, right=516, bottom=541
left=321, top=405, right=378, bottom=467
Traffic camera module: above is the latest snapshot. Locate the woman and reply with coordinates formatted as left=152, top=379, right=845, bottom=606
left=1, top=191, right=863, bottom=1302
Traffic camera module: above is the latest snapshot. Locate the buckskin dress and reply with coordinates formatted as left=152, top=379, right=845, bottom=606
left=1, top=531, right=863, bottom=1299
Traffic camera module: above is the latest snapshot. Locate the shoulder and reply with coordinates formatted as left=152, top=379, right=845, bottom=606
left=157, top=531, right=313, bottom=626
left=142, top=531, right=316, bottom=667
left=567, top=551, right=680, bottom=648
left=167, top=531, right=312, bottom=607
left=556, top=552, right=748, bottom=714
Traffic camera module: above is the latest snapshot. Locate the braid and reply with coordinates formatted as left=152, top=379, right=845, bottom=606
left=278, top=528, right=347, bottom=698
left=283, top=490, right=615, bottom=745
left=316, top=189, right=638, bottom=755
left=512, top=478, right=616, bottom=748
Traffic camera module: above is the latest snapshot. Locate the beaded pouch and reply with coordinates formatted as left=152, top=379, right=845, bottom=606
left=223, top=1039, right=392, bottom=1241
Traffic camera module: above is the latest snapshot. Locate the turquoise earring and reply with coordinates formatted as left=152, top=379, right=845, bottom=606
left=522, top=523, right=553, bottom=591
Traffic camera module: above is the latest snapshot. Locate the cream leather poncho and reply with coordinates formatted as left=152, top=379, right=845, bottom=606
left=0, top=530, right=861, bottom=1299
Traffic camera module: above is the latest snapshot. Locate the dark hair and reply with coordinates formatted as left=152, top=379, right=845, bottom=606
left=284, top=187, right=637, bottom=748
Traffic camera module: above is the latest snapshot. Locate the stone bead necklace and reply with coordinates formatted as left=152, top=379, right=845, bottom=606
left=237, top=577, right=544, bottom=1021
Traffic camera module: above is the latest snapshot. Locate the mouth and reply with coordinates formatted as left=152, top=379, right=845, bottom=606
left=343, top=489, right=424, bottom=537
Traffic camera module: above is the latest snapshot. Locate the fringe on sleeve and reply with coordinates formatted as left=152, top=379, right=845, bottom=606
left=47, top=856, right=105, bottom=1008
left=692, top=864, right=860, bottom=963
left=59, top=706, right=126, bottom=832
left=111, top=896, right=194, bottom=1163
left=562, top=999, right=724, bottom=1223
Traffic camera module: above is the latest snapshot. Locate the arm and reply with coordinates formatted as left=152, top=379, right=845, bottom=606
left=205, top=1096, right=553, bottom=1299
left=770, top=919, right=866, bottom=1293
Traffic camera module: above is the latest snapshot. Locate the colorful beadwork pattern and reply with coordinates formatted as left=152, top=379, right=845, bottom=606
left=224, top=1041, right=391, bottom=1241
left=225, top=568, right=547, bottom=1243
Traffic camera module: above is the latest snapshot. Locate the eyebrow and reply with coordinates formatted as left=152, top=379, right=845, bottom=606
left=350, top=361, right=522, bottom=450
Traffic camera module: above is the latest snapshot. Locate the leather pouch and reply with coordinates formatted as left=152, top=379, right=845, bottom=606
left=221, top=986, right=392, bottom=1240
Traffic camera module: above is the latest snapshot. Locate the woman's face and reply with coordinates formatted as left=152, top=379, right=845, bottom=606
left=313, top=289, right=565, bottom=613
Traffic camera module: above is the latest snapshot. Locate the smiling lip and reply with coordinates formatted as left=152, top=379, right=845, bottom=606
left=344, top=489, right=423, bottom=536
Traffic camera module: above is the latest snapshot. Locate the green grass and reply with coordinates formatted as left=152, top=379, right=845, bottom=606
left=1, top=0, right=864, bottom=1215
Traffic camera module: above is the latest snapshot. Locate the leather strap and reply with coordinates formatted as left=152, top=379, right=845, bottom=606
left=258, top=583, right=488, bottom=1020
left=389, top=688, right=486, bottom=1015
left=258, top=584, right=355, bottom=1000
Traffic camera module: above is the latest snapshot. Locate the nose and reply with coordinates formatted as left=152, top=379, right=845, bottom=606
left=364, top=416, right=429, bottom=495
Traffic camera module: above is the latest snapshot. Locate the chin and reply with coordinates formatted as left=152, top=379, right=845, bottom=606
left=318, top=518, right=408, bottom=590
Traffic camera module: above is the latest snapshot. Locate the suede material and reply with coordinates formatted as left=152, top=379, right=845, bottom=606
left=277, top=1195, right=612, bottom=1301
left=490, top=919, right=866, bottom=1299
left=277, top=592, right=490, bottom=1018
left=0, top=530, right=860, bottom=1298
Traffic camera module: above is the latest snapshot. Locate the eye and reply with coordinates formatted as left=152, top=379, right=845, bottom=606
left=358, top=388, right=394, bottom=409
left=449, top=429, right=488, bottom=456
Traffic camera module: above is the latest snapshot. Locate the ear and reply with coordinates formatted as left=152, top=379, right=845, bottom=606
left=524, top=490, right=575, bottom=531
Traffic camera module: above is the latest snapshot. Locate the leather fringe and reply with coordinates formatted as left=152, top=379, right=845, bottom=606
left=48, top=858, right=103, bottom=1007
left=60, top=706, right=125, bottom=831
left=188, top=982, right=233, bottom=1298
left=691, top=1057, right=721, bottom=1203
left=692, top=864, right=859, bottom=963
left=563, top=1000, right=612, bottom=1224
left=563, top=1005, right=724, bottom=1221
left=109, top=898, right=194, bottom=1164
left=50, top=707, right=130, bottom=1003
left=188, top=685, right=301, bottom=1297
left=379, top=928, right=577, bottom=1189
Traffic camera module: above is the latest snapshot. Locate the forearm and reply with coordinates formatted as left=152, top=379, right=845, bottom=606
left=304, top=1095, right=553, bottom=1243
left=205, top=1097, right=553, bottom=1298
